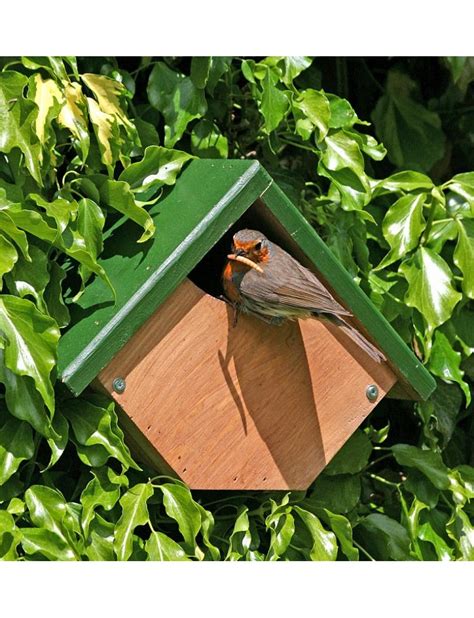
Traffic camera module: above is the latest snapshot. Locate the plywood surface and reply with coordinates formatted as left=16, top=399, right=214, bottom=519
left=98, top=279, right=397, bottom=490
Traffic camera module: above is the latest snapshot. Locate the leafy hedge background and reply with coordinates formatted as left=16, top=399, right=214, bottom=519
left=0, top=56, right=473, bottom=561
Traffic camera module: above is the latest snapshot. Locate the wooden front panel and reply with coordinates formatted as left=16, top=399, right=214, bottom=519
left=97, top=279, right=397, bottom=490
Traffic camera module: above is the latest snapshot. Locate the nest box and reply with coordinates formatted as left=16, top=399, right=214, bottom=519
left=58, top=160, right=436, bottom=490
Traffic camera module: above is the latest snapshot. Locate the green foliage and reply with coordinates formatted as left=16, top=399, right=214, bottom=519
left=1, top=56, right=473, bottom=561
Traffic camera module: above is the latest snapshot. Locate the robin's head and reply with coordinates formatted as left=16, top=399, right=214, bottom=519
left=230, top=230, right=270, bottom=268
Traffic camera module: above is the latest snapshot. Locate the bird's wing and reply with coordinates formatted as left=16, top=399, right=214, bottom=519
left=240, top=243, right=351, bottom=316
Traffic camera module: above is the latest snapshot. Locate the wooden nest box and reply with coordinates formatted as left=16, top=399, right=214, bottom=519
left=58, top=160, right=435, bottom=490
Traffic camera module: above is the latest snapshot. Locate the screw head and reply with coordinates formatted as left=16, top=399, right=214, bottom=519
left=366, top=384, right=379, bottom=402
left=112, top=377, right=126, bottom=394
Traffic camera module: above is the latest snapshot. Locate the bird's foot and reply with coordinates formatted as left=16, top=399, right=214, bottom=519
left=219, top=295, right=239, bottom=327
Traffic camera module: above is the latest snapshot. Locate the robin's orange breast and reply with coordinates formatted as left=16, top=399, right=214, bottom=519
left=222, top=261, right=243, bottom=304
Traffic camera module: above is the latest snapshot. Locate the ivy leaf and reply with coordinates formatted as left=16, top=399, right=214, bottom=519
left=428, top=331, right=471, bottom=405
left=293, top=89, right=330, bottom=141
left=147, top=62, right=207, bottom=147
left=377, top=170, right=434, bottom=193
left=0, top=352, right=54, bottom=436
left=308, top=474, right=361, bottom=514
left=453, top=219, right=474, bottom=298
left=62, top=398, right=139, bottom=471
left=190, top=120, right=228, bottom=159
left=114, top=482, right=154, bottom=561
left=324, top=430, right=372, bottom=475
left=0, top=417, right=34, bottom=485
left=81, top=73, right=136, bottom=135
left=0, top=510, right=21, bottom=560
left=24, top=485, right=81, bottom=558
left=146, top=531, right=189, bottom=561
left=0, top=71, right=43, bottom=185
left=21, top=528, right=77, bottom=561
left=5, top=244, right=49, bottom=312
left=84, top=514, right=115, bottom=561
left=94, top=176, right=155, bottom=243
left=444, top=172, right=474, bottom=210
left=57, top=82, right=90, bottom=162
left=318, top=509, right=359, bottom=561
left=190, top=57, right=212, bottom=89
left=372, top=69, right=445, bottom=172
left=322, top=131, right=365, bottom=175
left=418, top=521, right=453, bottom=561
left=0, top=210, right=30, bottom=261
left=80, top=466, right=128, bottom=537
left=260, top=69, right=290, bottom=133
left=225, top=506, right=251, bottom=560
left=86, top=96, right=120, bottom=171
left=45, top=411, right=69, bottom=470
left=29, top=74, right=63, bottom=154
left=44, top=261, right=70, bottom=328
left=392, top=444, right=450, bottom=490
left=279, top=56, right=312, bottom=86
left=158, top=483, right=202, bottom=556
left=376, top=193, right=426, bottom=269
left=119, top=145, right=194, bottom=198
left=400, top=247, right=462, bottom=335
left=0, top=232, right=18, bottom=285
left=356, top=513, right=412, bottom=560
left=293, top=506, right=337, bottom=561
left=0, top=295, right=59, bottom=413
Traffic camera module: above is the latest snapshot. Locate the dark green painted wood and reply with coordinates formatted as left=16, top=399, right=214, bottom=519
left=58, top=159, right=271, bottom=394
left=58, top=158, right=436, bottom=401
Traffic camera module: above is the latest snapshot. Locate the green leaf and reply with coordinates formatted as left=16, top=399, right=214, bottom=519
left=428, top=331, right=470, bottom=404
left=445, top=173, right=474, bottom=209
left=80, top=466, right=128, bottom=537
left=372, top=70, right=445, bottom=173
left=21, top=528, right=77, bottom=561
left=0, top=416, right=34, bottom=484
left=293, top=506, right=337, bottom=561
left=400, top=247, right=462, bottom=335
left=392, top=444, right=450, bottom=490
left=0, top=510, right=21, bottom=560
left=24, top=485, right=81, bottom=559
left=0, top=232, right=18, bottom=285
left=114, top=482, right=154, bottom=561
left=356, top=513, right=412, bottom=560
left=226, top=506, right=251, bottom=560
left=0, top=295, right=59, bottom=413
left=0, top=352, right=53, bottom=436
left=44, top=261, right=70, bottom=328
left=158, top=483, right=202, bottom=556
left=0, top=210, right=30, bottom=261
left=308, top=474, right=361, bottom=513
left=418, top=522, right=453, bottom=561
left=279, top=57, right=312, bottom=85
left=0, top=71, right=43, bottom=184
left=322, top=131, right=365, bottom=174
left=327, top=94, right=359, bottom=129
left=5, top=244, right=49, bottom=312
left=190, top=57, right=212, bottom=89
left=376, top=193, right=426, bottom=269
left=318, top=509, right=359, bottom=561
left=190, top=120, right=228, bottom=159
left=377, top=170, right=434, bottom=193
left=206, top=57, right=233, bottom=94
left=147, top=62, right=207, bottom=147
left=324, top=430, right=372, bottom=475
left=81, top=73, right=135, bottom=135
left=454, top=219, right=474, bottom=298
left=45, top=410, right=69, bottom=470
left=146, top=531, right=189, bottom=561
left=83, top=514, right=115, bottom=561
left=62, top=398, right=138, bottom=470
left=119, top=145, right=194, bottom=198
left=447, top=508, right=474, bottom=560
left=94, top=176, right=155, bottom=243
left=294, top=89, right=330, bottom=141
left=260, top=69, right=289, bottom=133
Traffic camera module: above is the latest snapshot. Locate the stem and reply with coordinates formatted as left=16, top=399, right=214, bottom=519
left=352, top=539, right=376, bottom=561
left=279, top=137, right=318, bottom=154
left=367, top=473, right=400, bottom=488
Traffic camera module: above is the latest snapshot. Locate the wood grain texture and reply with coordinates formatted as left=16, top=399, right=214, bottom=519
left=98, top=278, right=397, bottom=490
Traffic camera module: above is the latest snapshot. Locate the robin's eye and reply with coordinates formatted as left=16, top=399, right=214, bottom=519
left=254, top=241, right=263, bottom=251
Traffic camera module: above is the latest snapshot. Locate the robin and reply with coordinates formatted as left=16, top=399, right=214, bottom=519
left=222, top=229, right=385, bottom=362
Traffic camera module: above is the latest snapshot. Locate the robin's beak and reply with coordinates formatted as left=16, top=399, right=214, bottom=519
left=227, top=250, right=264, bottom=273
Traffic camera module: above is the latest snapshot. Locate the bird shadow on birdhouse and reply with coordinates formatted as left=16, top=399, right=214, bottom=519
left=58, top=159, right=435, bottom=491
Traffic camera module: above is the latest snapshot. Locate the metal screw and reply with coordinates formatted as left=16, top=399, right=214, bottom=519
left=112, top=377, right=126, bottom=394
left=366, top=384, right=379, bottom=402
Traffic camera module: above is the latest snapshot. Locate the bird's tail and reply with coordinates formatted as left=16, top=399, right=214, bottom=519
left=333, top=317, right=386, bottom=363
